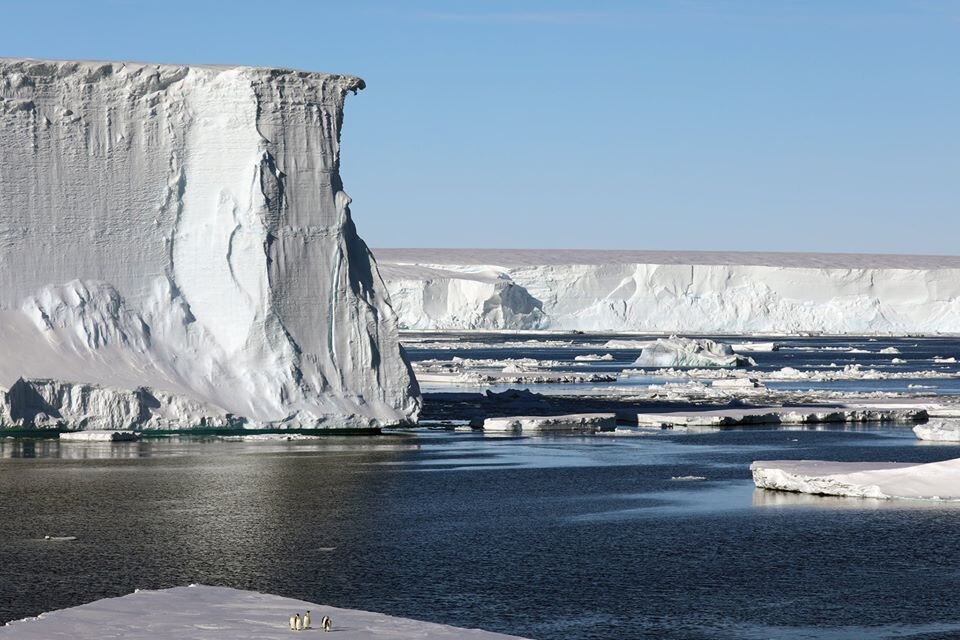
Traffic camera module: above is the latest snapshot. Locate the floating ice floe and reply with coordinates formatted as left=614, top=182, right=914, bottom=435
left=879, top=347, right=901, bottom=354
left=633, top=337, right=756, bottom=369
left=913, top=422, right=960, bottom=442
left=751, top=458, right=960, bottom=501
left=483, top=413, right=616, bottom=434
left=574, top=353, right=615, bottom=361
left=730, top=342, right=779, bottom=353
left=637, top=407, right=925, bottom=428
left=59, top=431, right=138, bottom=442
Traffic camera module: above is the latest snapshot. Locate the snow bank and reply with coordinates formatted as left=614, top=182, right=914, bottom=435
left=751, top=458, right=960, bottom=501
left=913, top=422, right=960, bottom=442
left=483, top=413, right=616, bottom=433
left=0, top=59, right=419, bottom=430
left=633, top=337, right=756, bottom=368
left=0, top=585, right=526, bottom=639
left=377, top=248, right=960, bottom=334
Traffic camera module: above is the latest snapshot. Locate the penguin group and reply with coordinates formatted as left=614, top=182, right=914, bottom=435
left=287, top=610, right=332, bottom=632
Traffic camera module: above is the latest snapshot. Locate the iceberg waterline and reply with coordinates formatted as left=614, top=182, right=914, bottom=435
left=0, top=58, right=420, bottom=430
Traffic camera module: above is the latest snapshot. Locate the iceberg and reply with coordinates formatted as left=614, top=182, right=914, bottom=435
left=377, top=248, right=960, bottom=334
left=913, top=422, right=960, bottom=442
left=0, top=58, right=419, bottom=431
left=751, top=458, right=960, bottom=501
left=0, top=584, right=527, bottom=639
left=633, top=337, right=756, bottom=368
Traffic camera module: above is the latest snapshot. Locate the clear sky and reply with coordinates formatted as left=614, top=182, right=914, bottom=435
left=3, top=1, right=958, bottom=254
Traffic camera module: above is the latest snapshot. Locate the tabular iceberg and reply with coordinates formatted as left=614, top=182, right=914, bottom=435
left=377, top=248, right=960, bottom=334
left=0, top=58, right=420, bottom=430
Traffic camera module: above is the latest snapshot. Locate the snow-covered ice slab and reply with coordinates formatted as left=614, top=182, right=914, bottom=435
left=0, top=585, right=527, bottom=639
left=637, top=406, right=924, bottom=428
left=0, top=58, right=419, bottom=430
left=751, top=459, right=960, bottom=501
left=59, top=430, right=138, bottom=442
left=483, top=413, right=616, bottom=433
left=633, top=337, right=755, bottom=369
left=913, top=422, right=960, bottom=442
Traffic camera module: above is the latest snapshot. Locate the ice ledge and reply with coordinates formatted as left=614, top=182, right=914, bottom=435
left=0, top=585, right=528, bottom=639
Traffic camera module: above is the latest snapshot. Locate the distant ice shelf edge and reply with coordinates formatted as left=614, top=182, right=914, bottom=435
left=0, top=58, right=420, bottom=431
left=376, top=248, right=960, bottom=334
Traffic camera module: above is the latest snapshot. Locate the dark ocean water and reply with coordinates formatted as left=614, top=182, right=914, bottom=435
left=2, top=426, right=960, bottom=639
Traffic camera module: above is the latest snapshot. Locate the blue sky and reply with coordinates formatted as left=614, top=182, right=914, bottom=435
left=3, top=1, right=958, bottom=254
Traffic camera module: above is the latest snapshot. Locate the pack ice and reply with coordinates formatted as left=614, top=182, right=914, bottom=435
left=0, top=58, right=419, bottom=430
left=377, top=249, right=960, bottom=333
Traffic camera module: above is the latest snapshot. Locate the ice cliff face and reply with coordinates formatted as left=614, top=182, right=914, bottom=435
left=378, top=249, right=960, bottom=334
left=0, top=58, right=420, bottom=430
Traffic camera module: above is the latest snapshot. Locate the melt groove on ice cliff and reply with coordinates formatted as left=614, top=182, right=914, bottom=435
left=0, top=58, right=420, bottom=430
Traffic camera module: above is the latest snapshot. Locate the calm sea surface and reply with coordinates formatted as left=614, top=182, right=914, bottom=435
left=2, top=428, right=960, bottom=639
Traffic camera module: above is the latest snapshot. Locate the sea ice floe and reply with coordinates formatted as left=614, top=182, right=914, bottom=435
left=913, top=422, right=960, bottom=442
left=633, top=337, right=756, bottom=369
left=751, top=458, right=960, bottom=501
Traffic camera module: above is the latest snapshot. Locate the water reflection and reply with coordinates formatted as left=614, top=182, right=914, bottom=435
left=751, top=488, right=960, bottom=510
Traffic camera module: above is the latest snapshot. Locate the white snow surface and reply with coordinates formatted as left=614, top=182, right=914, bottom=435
left=633, top=337, right=756, bottom=368
left=0, top=59, right=419, bottom=430
left=751, top=458, right=960, bottom=501
left=0, top=585, right=526, bottom=639
left=377, top=248, right=960, bottom=333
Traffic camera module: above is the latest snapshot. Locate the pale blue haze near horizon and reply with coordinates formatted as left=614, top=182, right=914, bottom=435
left=2, top=0, right=958, bottom=255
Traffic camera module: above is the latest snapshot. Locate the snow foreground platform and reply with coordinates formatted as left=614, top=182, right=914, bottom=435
left=0, top=585, right=527, bottom=639
left=751, top=459, right=960, bottom=501
left=0, top=58, right=419, bottom=431
left=377, top=248, right=960, bottom=333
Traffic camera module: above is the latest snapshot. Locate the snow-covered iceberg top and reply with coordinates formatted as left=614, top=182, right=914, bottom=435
left=0, top=584, right=527, bottom=639
left=751, top=458, right=960, bottom=501
left=913, top=422, right=960, bottom=442
left=0, top=58, right=419, bottom=430
left=633, top=337, right=756, bottom=369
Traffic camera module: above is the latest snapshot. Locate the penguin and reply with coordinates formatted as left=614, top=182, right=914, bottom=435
left=294, top=613, right=303, bottom=631
left=303, top=611, right=311, bottom=629
left=289, top=614, right=297, bottom=630
left=321, top=615, right=332, bottom=632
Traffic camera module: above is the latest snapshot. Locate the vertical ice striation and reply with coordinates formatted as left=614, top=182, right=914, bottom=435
left=0, top=58, right=420, bottom=429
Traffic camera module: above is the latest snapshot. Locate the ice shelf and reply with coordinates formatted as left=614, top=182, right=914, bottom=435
left=0, top=585, right=527, bottom=639
left=0, top=58, right=420, bottom=431
left=377, top=248, right=960, bottom=333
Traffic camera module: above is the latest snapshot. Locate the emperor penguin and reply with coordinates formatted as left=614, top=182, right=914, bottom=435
left=304, top=611, right=312, bottom=629
left=289, top=614, right=297, bottom=630
left=321, top=615, right=332, bottom=632
left=295, top=613, right=303, bottom=631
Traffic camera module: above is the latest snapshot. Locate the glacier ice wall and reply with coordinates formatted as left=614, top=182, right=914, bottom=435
left=0, top=58, right=419, bottom=429
left=377, top=249, right=960, bottom=334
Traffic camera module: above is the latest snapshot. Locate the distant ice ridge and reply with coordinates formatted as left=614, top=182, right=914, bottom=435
left=0, top=59, right=419, bottom=430
left=377, top=249, right=960, bottom=333
left=633, top=337, right=755, bottom=368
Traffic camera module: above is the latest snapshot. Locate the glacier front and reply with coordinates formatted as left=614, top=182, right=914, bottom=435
left=377, top=248, right=960, bottom=334
left=0, top=58, right=419, bottom=430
